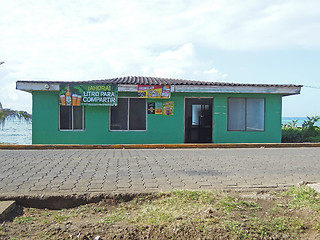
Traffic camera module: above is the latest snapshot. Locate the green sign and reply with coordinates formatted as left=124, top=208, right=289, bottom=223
left=59, top=83, right=118, bottom=106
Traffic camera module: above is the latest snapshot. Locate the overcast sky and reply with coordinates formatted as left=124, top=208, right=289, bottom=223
left=0, top=0, right=319, bottom=117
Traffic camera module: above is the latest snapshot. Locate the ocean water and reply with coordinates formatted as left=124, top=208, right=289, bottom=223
left=282, top=117, right=320, bottom=127
left=0, top=117, right=318, bottom=145
left=0, top=119, right=32, bottom=144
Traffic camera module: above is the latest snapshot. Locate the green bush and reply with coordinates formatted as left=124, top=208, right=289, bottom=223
left=307, top=135, right=320, bottom=142
left=282, top=116, right=320, bottom=143
left=282, top=127, right=303, bottom=143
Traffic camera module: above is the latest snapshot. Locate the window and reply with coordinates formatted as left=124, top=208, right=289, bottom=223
left=110, top=98, right=146, bottom=131
left=60, top=106, right=85, bottom=130
left=192, top=104, right=210, bottom=126
left=228, top=98, right=265, bottom=131
left=192, top=105, right=202, bottom=125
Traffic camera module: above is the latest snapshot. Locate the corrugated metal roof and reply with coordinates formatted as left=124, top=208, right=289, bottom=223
left=16, top=76, right=303, bottom=88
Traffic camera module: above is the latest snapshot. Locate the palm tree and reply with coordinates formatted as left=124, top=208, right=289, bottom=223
left=0, top=102, right=32, bottom=127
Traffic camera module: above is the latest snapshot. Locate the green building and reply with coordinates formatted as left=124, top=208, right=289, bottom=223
left=16, top=77, right=301, bottom=144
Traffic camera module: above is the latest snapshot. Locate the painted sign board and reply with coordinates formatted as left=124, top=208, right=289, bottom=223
left=138, top=85, right=171, bottom=98
left=59, top=84, right=118, bottom=106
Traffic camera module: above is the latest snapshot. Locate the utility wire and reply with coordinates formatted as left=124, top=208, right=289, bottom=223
left=304, top=85, right=320, bottom=89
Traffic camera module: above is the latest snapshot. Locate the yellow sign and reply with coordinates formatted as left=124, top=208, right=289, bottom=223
left=138, top=85, right=171, bottom=98
left=163, top=101, right=174, bottom=116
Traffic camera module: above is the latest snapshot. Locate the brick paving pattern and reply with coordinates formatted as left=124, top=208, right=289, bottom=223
left=0, top=148, right=319, bottom=196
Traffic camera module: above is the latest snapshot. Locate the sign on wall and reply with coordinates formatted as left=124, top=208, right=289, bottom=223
left=147, top=102, right=155, bottom=114
left=138, top=85, right=171, bottom=98
left=163, top=101, right=174, bottom=116
left=59, top=84, right=118, bottom=106
left=148, top=101, right=174, bottom=115
left=155, top=102, right=163, bottom=114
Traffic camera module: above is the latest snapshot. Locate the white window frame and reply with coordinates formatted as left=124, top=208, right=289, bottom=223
left=109, top=97, right=147, bottom=131
left=59, top=105, right=85, bottom=131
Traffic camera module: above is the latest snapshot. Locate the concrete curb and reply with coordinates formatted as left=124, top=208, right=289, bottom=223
left=307, top=183, right=320, bottom=193
left=0, top=187, right=289, bottom=210
left=1, top=143, right=320, bottom=150
left=0, top=201, right=16, bottom=220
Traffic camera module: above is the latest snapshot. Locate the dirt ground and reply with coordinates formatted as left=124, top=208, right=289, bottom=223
left=1, top=188, right=320, bottom=239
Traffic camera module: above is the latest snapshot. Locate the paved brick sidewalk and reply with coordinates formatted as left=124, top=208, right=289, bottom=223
left=0, top=148, right=319, bottom=196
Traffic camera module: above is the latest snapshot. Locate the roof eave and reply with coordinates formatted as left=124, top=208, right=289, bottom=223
left=16, top=81, right=302, bottom=96
left=16, top=81, right=60, bottom=92
left=174, top=85, right=302, bottom=96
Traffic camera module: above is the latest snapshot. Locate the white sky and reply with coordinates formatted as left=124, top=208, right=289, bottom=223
left=0, top=0, right=320, bottom=117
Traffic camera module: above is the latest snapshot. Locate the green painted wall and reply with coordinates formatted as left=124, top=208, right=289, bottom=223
left=32, top=91, right=282, bottom=144
left=211, top=93, right=282, bottom=143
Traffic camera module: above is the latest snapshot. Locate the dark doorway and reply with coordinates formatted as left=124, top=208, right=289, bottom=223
left=185, top=98, right=213, bottom=143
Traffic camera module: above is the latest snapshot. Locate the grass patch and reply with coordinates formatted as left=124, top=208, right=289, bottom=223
left=14, top=216, right=39, bottom=224
left=42, top=211, right=51, bottom=217
left=0, top=226, right=6, bottom=237
left=217, top=196, right=262, bottom=212
left=284, top=186, right=320, bottom=211
left=222, top=216, right=305, bottom=239
left=53, top=213, right=72, bottom=223
left=3, top=187, right=320, bottom=239
left=101, top=208, right=128, bottom=224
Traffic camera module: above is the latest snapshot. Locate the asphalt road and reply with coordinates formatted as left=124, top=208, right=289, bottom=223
left=0, top=148, right=319, bottom=197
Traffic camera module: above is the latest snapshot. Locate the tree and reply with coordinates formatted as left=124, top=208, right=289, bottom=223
left=0, top=102, right=32, bottom=127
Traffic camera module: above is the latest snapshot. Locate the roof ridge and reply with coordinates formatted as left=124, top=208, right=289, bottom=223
left=16, top=76, right=303, bottom=88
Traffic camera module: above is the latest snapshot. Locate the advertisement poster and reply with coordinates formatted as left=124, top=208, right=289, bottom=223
left=147, top=102, right=155, bottom=114
left=163, top=101, right=174, bottom=116
left=155, top=102, right=163, bottom=114
left=59, top=84, right=118, bottom=106
left=138, top=85, right=171, bottom=98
